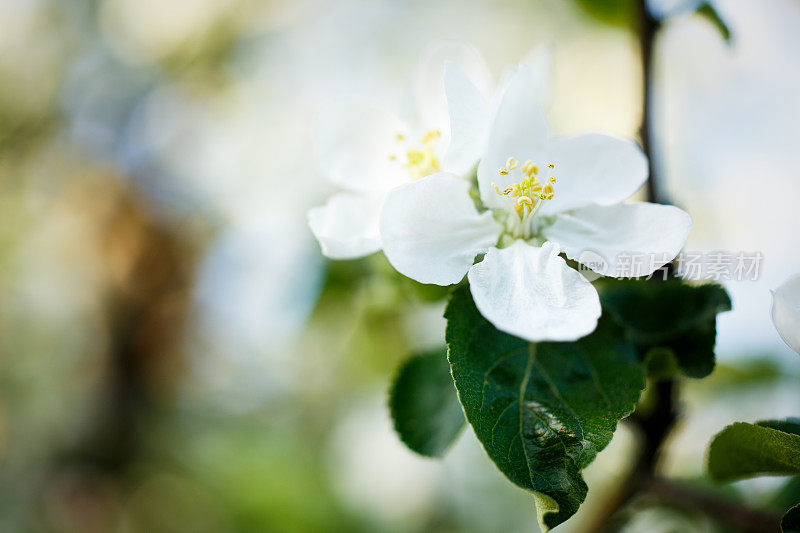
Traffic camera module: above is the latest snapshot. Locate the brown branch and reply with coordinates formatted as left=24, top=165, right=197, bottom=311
left=638, top=0, right=661, bottom=205
left=643, top=477, right=782, bottom=533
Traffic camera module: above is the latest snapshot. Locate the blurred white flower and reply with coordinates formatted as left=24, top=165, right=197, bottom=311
left=379, top=63, right=692, bottom=342
left=307, top=42, right=507, bottom=259
left=772, top=274, right=800, bottom=355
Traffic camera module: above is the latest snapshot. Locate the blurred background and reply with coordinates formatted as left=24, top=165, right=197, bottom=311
left=1, top=0, right=799, bottom=531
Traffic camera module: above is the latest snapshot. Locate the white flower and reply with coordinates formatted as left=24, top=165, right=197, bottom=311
left=379, top=63, right=692, bottom=342
left=771, top=274, right=800, bottom=354
left=307, top=43, right=550, bottom=259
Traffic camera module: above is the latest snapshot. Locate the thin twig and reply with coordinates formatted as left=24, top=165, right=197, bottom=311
left=638, top=0, right=661, bottom=204
left=643, top=477, right=782, bottom=533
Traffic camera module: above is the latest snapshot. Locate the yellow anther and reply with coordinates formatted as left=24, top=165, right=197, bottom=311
left=521, top=160, right=539, bottom=177
left=407, top=150, right=424, bottom=165
left=493, top=156, right=557, bottom=210
left=392, top=130, right=442, bottom=180
left=548, top=163, right=555, bottom=168
left=421, top=130, right=441, bottom=144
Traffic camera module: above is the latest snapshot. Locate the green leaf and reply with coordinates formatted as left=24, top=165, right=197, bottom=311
left=761, top=419, right=800, bottom=436
left=572, top=0, right=636, bottom=27
left=772, top=476, right=800, bottom=513
left=784, top=503, right=800, bottom=533
left=445, top=285, right=645, bottom=530
left=696, top=2, right=732, bottom=43
left=599, top=279, right=731, bottom=378
left=389, top=349, right=465, bottom=457
left=708, top=420, right=800, bottom=482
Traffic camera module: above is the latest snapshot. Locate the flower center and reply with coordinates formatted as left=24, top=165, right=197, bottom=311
left=389, top=130, right=442, bottom=181
left=491, top=157, right=556, bottom=240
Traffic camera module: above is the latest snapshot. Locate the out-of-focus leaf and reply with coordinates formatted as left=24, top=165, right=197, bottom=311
left=761, top=419, right=800, bottom=436
left=696, top=2, right=732, bottom=43
left=389, top=349, right=464, bottom=457
left=445, top=285, right=645, bottom=530
left=784, top=504, right=800, bottom=533
left=708, top=420, right=800, bottom=482
left=599, top=279, right=731, bottom=378
left=772, top=477, right=800, bottom=515
left=707, top=360, right=784, bottom=391
left=572, top=0, right=636, bottom=27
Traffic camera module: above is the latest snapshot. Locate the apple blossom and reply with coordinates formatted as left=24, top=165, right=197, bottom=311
left=307, top=44, right=551, bottom=260
left=772, top=274, right=800, bottom=354
left=379, top=62, right=692, bottom=342
left=307, top=42, right=494, bottom=259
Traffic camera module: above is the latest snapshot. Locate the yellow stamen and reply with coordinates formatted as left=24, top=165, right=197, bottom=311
left=421, top=130, right=441, bottom=144
left=391, top=129, right=443, bottom=180
left=494, top=156, right=557, bottom=216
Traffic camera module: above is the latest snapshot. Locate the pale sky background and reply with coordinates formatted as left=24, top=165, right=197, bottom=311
left=4, top=0, right=797, bottom=530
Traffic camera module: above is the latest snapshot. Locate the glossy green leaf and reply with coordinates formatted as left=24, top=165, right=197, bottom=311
left=445, top=285, right=645, bottom=530
left=784, top=503, right=800, bottom=533
left=696, top=2, right=732, bottom=43
left=708, top=420, right=800, bottom=482
left=389, top=349, right=465, bottom=457
left=599, top=279, right=731, bottom=378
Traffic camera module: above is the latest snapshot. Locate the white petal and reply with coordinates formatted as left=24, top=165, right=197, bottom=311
left=772, top=274, right=800, bottom=355
left=477, top=63, right=550, bottom=209
left=542, top=202, right=692, bottom=278
left=411, top=41, right=493, bottom=135
left=518, top=44, right=553, bottom=110
left=468, top=241, right=601, bottom=342
left=539, top=133, right=648, bottom=216
left=308, top=192, right=383, bottom=259
left=380, top=173, right=501, bottom=285
left=443, top=61, right=491, bottom=176
left=314, top=104, right=409, bottom=192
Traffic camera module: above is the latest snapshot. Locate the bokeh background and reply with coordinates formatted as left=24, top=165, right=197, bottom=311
left=1, top=0, right=799, bottom=531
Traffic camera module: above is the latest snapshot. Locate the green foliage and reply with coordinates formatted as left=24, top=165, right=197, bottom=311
left=445, top=285, right=645, bottom=530
left=762, top=419, right=800, bottom=436
left=772, top=477, right=800, bottom=513
left=599, top=279, right=731, bottom=378
left=696, top=2, right=732, bottom=43
left=389, top=349, right=465, bottom=457
left=572, top=0, right=636, bottom=27
left=708, top=420, right=800, bottom=482
left=784, top=504, right=800, bottom=533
